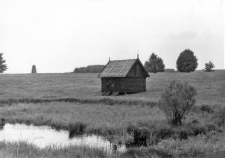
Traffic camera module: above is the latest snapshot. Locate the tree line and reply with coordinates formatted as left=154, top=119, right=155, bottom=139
left=74, top=65, right=105, bottom=73
left=0, top=50, right=216, bottom=73
left=144, top=49, right=215, bottom=73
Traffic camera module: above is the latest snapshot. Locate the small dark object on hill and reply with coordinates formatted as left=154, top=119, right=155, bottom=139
left=31, top=65, right=37, bottom=73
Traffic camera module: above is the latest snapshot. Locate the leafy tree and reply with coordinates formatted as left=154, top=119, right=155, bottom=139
left=176, top=49, right=198, bottom=72
left=31, top=65, right=37, bottom=73
left=144, top=53, right=165, bottom=73
left=205, top=61, right=215, bottom=72
left=159, top=81, right=197, bottom=126
left=0, top=53, right=7, bottom=73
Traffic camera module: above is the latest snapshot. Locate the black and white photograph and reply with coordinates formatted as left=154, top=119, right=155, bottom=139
left=0, top=0, right=224, bottom=157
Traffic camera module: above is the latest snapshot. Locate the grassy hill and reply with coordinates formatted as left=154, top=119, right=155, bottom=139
left=0, top=70, right=224, bottom=105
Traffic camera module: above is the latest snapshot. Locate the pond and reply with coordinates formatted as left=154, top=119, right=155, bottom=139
left=0, top=123, right=125, bottom=152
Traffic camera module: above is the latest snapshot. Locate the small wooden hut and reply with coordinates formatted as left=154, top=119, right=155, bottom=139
left=98, top=57, right=150, bottom=96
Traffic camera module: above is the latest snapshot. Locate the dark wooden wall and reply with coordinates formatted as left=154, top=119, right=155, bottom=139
left=127, top=62, right=147, bottom=77
left=101, top=77, right=146, bottom=93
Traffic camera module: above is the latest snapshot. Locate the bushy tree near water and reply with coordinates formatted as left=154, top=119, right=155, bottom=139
left=144, top=53, right=165, bottom=73
left=159, top=81, right=197, bottom=126
left=0, top=53, right=7, bottom=73
left=205, top=61, right=215, bottom=72
left=176, top=49, right=198, bottom=72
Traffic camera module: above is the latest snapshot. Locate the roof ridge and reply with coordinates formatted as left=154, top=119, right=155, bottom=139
left=109, top=59, right=136, bottom=62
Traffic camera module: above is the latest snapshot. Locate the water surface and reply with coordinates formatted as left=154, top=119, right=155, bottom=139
left=0, top=123, right=125, bottom=152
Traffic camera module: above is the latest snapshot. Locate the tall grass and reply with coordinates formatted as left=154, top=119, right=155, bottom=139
left=0, top=141, right=109, bottom=158
left=0, top=141, right=173, bottom=158
left=0, top=101, right=165, bottom=138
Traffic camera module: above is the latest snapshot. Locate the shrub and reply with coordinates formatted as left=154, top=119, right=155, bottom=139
left=216, top=107, right=225, bottom=126
left=159, top=81, right=197, bottom=126
left=205, top=61, right=215, bottom=72
left=176, top=49, right=198, bottom=72
left=200, top=105, right=214, bottom=113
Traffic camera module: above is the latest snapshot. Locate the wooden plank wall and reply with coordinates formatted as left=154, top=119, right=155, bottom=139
left=101, top=77, right=146, bottom=92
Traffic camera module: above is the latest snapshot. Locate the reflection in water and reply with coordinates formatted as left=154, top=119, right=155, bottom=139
left=0, top=124, right=125, bottom=152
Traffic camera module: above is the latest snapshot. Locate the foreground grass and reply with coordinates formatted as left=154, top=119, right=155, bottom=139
left=0, top=141, right=108, bottom=158
left=2, top=133, right=225, bottom=158
left=154, top=131, right=225, bottom=158
left=0, top=141, right=172, bottom=158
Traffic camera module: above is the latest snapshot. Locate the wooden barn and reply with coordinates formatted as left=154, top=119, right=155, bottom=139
left=98, top=57, right=150, bottom=96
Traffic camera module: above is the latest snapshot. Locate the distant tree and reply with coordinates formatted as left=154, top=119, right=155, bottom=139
left=74, top=65, right=104, bottom=73
left=0, top=53, right=7, bottom=73
left=31, top=65, right=37, bottom=73
left=156, top=57, right=165, bottom=72
left=205, top=61, right=215, bottom=72
left=176, top=49, right=198, bottom=72
left=165, top=69, right=176, bottom=73
left=144, top=53, right=165, bottom=73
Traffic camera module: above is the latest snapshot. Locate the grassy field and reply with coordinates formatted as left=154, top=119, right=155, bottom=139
left=0, top=70, right=225, bottom=157
left=0, top=70, right=225, bottom=105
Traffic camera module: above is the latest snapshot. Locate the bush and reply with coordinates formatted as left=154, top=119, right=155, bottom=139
left=205, top=61, right=215, bottom=72
left=159, top=81, right=197, bottom=126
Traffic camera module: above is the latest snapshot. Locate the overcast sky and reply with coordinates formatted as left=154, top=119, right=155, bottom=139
left=0, top=0, right=224, bottom=73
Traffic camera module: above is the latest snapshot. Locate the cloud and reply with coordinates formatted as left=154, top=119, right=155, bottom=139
left=168, top=31, right=198, bottom=41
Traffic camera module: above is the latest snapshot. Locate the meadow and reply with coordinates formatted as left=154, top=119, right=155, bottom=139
left=0, top=70, right=224, bottom=104
left=0, top=70, right=225, bottom=157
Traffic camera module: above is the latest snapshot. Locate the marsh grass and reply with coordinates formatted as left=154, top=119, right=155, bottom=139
left=0, top=141, right=109, bottom=158
left=0, top=101, right=166, bottom=138
left=0, top=141, right=173, bottom=158
left=154, top=132, right=225, bottom=157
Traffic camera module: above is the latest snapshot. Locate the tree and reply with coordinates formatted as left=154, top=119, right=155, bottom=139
left=31, top=65, right=37, bottom=73
left=0, top=53, right=7, bottom=73
left=144, top=53, right=165, bottom=73
left=159, top=81, right=197, bottom=126
left=176, top=49, right=198, bottom=72
left=205, top=61, right=215, bottom=72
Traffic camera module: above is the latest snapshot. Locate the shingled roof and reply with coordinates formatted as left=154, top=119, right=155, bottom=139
left=98, top=58, right=149, bottom=78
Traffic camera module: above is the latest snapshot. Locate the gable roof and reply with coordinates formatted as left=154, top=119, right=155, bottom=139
left=98, top=58, right=150, bottom=78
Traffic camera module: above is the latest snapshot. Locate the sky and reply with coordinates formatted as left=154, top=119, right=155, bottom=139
left=0, top=0, right=224, bottom=73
